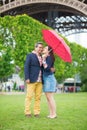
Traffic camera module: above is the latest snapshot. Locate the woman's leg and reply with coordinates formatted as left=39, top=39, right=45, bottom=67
left=45, top=93, right=57, bottom=118
left=45, top=93, right=52, bottom=116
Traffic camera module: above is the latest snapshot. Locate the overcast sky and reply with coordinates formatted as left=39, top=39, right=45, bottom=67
left=66, top=33, right=87, bottom=48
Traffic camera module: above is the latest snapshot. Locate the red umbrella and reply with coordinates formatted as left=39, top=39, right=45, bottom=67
left=42, top=29, right=72, bottom=63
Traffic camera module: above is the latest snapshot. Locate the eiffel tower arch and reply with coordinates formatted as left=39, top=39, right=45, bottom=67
left=0, top=0, right=87, bottom=35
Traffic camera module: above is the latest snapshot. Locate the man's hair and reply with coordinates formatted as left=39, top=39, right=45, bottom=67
left=35, top=42, right=43, bottom=48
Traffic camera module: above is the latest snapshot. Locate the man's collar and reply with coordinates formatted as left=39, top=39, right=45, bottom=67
left=32, top=50, right=41, bottom=56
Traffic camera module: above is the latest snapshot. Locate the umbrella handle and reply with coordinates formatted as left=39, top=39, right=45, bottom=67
left=48, top=48, right=53, bottom=53
left=48, top=42, right=61, bottom=53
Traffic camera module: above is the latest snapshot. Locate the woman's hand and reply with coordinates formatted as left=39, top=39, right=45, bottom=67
left=42, top=54, right=47, bottom=60
left=50, top=67, right=55, bottom=73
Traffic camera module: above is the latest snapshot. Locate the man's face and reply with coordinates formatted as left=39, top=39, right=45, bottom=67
left=35, top=44, right=43, bottom=54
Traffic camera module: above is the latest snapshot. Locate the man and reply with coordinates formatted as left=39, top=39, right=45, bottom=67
left=24, top=42, right=43, bottom=118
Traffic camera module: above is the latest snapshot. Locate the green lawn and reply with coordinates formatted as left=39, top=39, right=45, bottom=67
left=0, top=92, right=87, bottom=130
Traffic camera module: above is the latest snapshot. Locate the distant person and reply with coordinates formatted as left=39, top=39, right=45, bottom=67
left=7, top=85, right=10, bottom=92
left=42, top=46, right=57, bottom=119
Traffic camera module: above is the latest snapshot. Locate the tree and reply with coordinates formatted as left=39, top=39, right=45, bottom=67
left=80, top=49, right=87, bottom=92
left=0, top=46, right=14, bottom=82
left=80, top=64, right=87, bottom=92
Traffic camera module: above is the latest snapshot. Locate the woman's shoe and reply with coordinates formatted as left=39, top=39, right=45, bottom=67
left=47, top=115, right=57, bottom=119
left=49, top=115, right=57, bottom=119
left=47, top=115, right=51, bottom=118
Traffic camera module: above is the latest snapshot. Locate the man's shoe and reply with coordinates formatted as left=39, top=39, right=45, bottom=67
left=34, top=114, right=40, bottom=118
left=25, top=114, right=32, bottom=118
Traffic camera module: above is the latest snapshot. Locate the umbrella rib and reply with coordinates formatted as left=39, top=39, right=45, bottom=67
left=53, top=41, right=61, bottom=51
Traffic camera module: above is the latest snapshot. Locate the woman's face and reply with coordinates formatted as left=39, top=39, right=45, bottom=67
left=43, top=46, right=49, bottom=54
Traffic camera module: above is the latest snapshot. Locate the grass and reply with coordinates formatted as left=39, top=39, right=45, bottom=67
left=0, top=92, right=87, bottom=130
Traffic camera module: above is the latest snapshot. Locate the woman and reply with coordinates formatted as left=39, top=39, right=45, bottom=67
left=42, top=46, right=57, bottom=119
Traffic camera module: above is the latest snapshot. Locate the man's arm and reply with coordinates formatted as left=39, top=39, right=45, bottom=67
left=24, top=54, right=31, bottom=82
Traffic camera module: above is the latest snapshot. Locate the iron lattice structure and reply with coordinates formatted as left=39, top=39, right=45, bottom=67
left=0, top=0, right=87, bottom=35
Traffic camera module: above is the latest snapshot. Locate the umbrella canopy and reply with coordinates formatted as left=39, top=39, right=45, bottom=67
left=42, top=29, right=72, bottom=63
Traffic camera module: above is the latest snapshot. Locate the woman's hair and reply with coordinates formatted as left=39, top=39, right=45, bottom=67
left=48, top=46, right=55, bottom=62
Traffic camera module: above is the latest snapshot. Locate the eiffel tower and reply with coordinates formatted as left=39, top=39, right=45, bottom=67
left=0, top=0, right=87, bottom=36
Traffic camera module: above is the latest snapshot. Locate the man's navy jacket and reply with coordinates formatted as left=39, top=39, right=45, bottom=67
left=24, top=53, right=42, bottom=83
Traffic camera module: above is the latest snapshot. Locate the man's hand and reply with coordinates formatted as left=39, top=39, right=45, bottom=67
left=50, top=67, right=55, bottom=73
left=26, top=79, right=30, bottom=84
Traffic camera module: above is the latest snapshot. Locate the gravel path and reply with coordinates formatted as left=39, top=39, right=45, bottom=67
left=0, top=92, right=25, bottom=95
